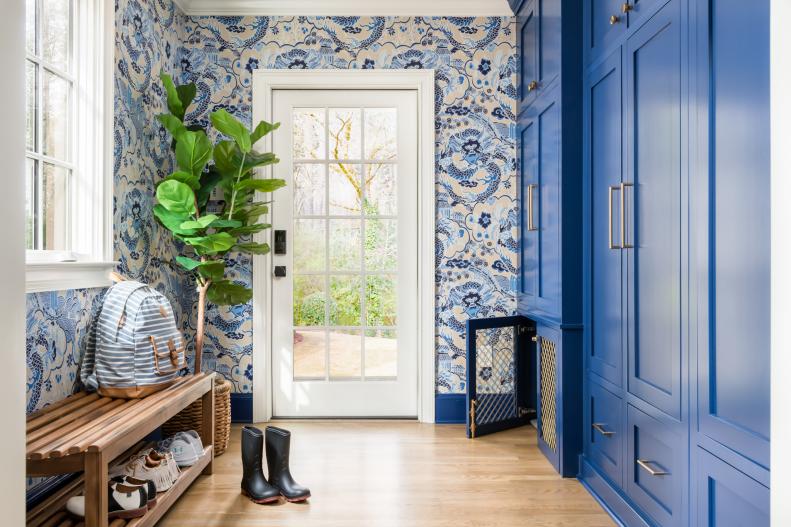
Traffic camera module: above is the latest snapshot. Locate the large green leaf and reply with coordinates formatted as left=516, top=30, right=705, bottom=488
left=176, top=83, right=197, bottom=114
left=153, top=205, right=197, bottom=235
left=211, top=109, right=251, bottom=153
left=234, top=242, right=271, bottom=255
left=212, top=140, right=239, bottom=176
left=229, top=223, right=270, bottom=236
left=159, top=73, right=185, bottom=121
left=241, top=151, right=279, bottom=172
left=235, top=178, right=286, bottom=193
left=196, top=167, right=223, bottom=213
left=175, top=256, right=202, bottom=271
left=250, top=120, right=280, bottom=145
left=157, top=114, right=187, bottom=140
left=209, top=218, right=243, bottom=229
left=196, top=261, right=225, bottom=282
left=233, top=202, right=270, bottom=224
left=183, top=232, right=237, bottom=253
left=156, top=180, right=196, bottom=215
left=180, top=214, right=219, bottom=230
left=160, top=171, right=200, bottom=190
left=176, top=130, right=213, bottom=177
left=207, top=280, right=253, bottom=306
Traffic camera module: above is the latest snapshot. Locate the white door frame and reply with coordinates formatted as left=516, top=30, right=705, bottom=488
left=251, top=69, right=436, bottom=423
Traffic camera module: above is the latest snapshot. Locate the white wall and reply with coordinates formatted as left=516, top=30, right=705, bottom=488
left=0, top=0, right=28, bottom=523
left=771, top=0, right=791, bottom=523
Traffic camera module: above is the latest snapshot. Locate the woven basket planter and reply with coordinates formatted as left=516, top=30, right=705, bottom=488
left=163, top=376, right=232, bottom=456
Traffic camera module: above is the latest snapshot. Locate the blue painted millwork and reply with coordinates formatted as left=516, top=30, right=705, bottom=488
left=581, top=0, right=771, bottom=524
left=435, top=394, right=467, bottom=424
left=230, top=393, right=253, bottom=423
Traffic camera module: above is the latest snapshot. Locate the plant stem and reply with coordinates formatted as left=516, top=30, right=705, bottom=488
left=194, top=280, right=210, bottom=374
left=227, top=152, right=247, bottom=220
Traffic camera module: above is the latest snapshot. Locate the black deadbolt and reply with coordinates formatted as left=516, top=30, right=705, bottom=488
left=274, top=265, right=287, bottom=278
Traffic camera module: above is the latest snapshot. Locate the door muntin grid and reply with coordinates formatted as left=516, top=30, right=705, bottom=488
left=291, top=107, right=399, bottom=381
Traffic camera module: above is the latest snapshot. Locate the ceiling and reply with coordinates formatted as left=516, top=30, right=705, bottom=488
left=172, top=0, right=514, bottom=16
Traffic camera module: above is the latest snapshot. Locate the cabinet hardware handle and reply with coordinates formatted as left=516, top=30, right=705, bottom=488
left=636, top=459, right=669, bottom=476
left=527, top=183, right=538, bottom=231
left=592, top=423, right=615, bottom=437
left=610, top=15, right=620, bottom=24
left=620, top=182, right=634, bottom=249
left=622, top=2, right=633, bottom=13
left=531, top=335, right=539, bottom=343
left=608, top=185, right=621, bottom=249
left=527, top=80, right=539, bottom=92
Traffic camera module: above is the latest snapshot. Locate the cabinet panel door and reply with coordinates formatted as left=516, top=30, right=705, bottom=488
left=628, top=0, right=665, bottom=28
left=588, top=49, right=624, bottom=387
left=693, top=0, right=770, bottom=470
left=536, top=324, right=561, bottom=471
left=587, top=0, right=626, bottom=61
left=696, top=448, right=769, bottom=527
left=587, top=379, right=623, bottom=485
left=519, top=112, right=538, bottom=301
left=518, top=0, right=539, bottom=106
left=538, top=0, right=560, bottom=88
left=625, top=0, right=683, bottom=419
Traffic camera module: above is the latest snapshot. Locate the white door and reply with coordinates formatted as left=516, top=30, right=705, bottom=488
left=271, top=89, right=418, bottom=417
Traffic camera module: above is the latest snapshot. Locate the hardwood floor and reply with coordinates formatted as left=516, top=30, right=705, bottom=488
left=160, top=421, right=614, bottom=527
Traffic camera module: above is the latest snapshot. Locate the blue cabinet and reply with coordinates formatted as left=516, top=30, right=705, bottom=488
left=586, top=380, right=623, bottom=486
left=518, top=0, right=539, bottom=106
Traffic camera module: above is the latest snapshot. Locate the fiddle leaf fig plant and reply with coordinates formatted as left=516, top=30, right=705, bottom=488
left=154, top=72, right=285, bottom=373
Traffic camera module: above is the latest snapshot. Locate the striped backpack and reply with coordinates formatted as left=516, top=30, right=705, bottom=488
left=81, top=280, right=187, bottom=398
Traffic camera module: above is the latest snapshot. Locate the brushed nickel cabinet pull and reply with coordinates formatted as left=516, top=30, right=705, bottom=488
left=636, top=459, right=669, bottom=476
left=609, top=185, right=621, bottom=249
left=610, top=15, right=620, bottom=24
left=622, top=2, right=633, bottom=13
left=528, top=183, right=538, bottom=231
left=620, top=182, right=634, bottom=249
left=592, top=423, right=615, bottom=436
left=527, top=80, right=539, bottom=92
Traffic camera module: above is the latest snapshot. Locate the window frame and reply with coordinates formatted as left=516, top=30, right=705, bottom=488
left=25, top=0, right=115, bottom=292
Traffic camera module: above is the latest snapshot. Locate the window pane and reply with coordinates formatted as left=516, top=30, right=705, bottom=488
left=41, top=0, right=70, bottom=70
left=25, top=158, right=36, bottom=250
left=329, top=219, right=361, bottom=271
left=25, top=0, right=36, bottom=54
left=328, top=164, right=361, bottom=215
left=293, top=219, right=325, bottom=272
left=364, top=164, right=397, bottom=216
left=365, top=329, right=397, bottom=378
left=293, top=330, right=326, bottom=379
left=365, top=275, right=397, bottom=326
left=26, top=61, right=37, bottom=151
left=43, top=70, right=70, bottom=161
left=328, top=108, right=361, bottom=160
left=42, top=163, right=69, bottom=251
left=365, top=219, right=397, bottom=271
left=293, top=164, right=325, bottom=216
left=329, top=329, right=362, bottom=379
left=293, top=275, right=325, bottom=326
left=293, top=108, right=325, bottom=160
left=364, top=108, right=397, bottom=160
left=329, top=275, right=361, bottom=326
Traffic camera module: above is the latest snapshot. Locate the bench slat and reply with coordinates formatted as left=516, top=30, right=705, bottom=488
left=27, top=397, right=115, bottom=445
left=26, top=391, right=88, bottom=421
left=27, top=393, right=101, bottom=432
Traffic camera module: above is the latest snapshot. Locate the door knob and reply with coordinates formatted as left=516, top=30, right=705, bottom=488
left=610, top=15, right=620, bottom=24
left=274, top=265, right=287, bottom=277
left=622, top=2, right=633, bottom=13
left=527, top=80, right=538, bottom=92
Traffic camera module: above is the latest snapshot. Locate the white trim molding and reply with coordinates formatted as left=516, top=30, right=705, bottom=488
left=251, top=69, right=437, bottom=423
left=173, top=0, right=512, bottom=16
left=26, top=261, right=118, bottom=293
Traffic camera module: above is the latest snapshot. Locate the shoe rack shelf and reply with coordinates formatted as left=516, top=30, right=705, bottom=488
left=26, top=373, right=216, bottom=527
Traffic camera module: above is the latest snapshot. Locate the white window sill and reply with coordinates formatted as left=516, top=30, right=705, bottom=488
left=26, top=261, right=118, bottom=293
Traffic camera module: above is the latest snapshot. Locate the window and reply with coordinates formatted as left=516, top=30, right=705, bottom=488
left=24, top=0, right=114, bottom=291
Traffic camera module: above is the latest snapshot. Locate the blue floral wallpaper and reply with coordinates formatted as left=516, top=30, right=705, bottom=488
left=175, top=15, right=518, bottom=394
left=26, top=6, right=517, bottom=420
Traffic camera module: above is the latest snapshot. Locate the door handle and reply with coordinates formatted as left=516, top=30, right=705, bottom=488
left=636, top=459, right=669, bottom=476
left=620, top=182, right=634, bottom=249
left=608, top=185, right=621, bottom=250
left=527, top=183, right=538, bottom=231
left=591, top=422, right=615, bottom=437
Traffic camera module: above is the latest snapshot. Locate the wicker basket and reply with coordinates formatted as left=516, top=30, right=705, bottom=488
left=163, top=376, right=232, bottom=456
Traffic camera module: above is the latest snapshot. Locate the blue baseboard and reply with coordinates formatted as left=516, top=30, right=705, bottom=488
left=578, top=456, right=649, bottom=527
left=231, top=393, right=253, bottom=423
left=435, top=393, right=466, bottom=424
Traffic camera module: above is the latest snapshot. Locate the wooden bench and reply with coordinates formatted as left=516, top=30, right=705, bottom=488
left=26, top=373, right=216, bottom=527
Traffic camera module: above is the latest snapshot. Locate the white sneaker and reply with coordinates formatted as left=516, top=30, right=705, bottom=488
left=157, top=430, right=204, bottom=467
left=123, top=450, right=180, bottom=492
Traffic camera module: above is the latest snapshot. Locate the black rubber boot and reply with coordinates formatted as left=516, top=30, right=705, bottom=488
left=265, top=426, right=311, bottom=502
left=241, top=426, right=281, bottom=504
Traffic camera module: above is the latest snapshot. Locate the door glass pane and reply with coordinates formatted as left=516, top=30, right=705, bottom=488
left=25, top=158, right=36, bottom=250
left=294, top=164, right=325, bottom=215
left=293, top=275, right=326, bottom=326
left=365, top=219, right=397, bottom=271
left=364, top=109, right=397, bottom=160
left=41, top=0, right=70, bottom=70
left=293, top=330, right=326, bottom=379
left=42, top=163, right=69, bottom=251
left=328, top=108, right=361, bottom=160
left=293, top=108, right=325, bottom=160
left=26, top=0, right=36, bottom=54
left=329, top=329, right=362, bottom=378
left=365, top=329, right=397, bottom=378
left=365, top=275, right=397, bottom=326
left=329, top=275, right=361, bottom=326
left=329, top=219, right=361, bottom=271
left=364, top=164, right=397, bottom=215
left=293, top=219, right=325, bottom=272
left=26, top=61, right=37, bottom=151
left=328, top=164, right=362, bottom=215
left=42, top=70, right=70, bottom=161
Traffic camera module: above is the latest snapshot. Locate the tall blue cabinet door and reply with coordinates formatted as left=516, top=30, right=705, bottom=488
left=692, top=0, right=770, bottom=470
left=586, top=0, right=627, bottom=61
left=538, top=0, right=561, bottom=89
left=519, top=111, right=538, bottom=301
left=624, top=0, right=683, bottom=419
left=518, top=0, right=539, bottom=106
left=587, top=49, right=624, bottom=388
left=696, top=449, right=769, bottom=527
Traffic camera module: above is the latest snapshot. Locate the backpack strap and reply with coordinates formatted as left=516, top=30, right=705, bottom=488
left=108, top=281, right=150, bottom=341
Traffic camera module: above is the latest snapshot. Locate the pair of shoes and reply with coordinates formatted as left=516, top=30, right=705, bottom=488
left=121, top=448, right=181, bottom=492
left=66, top=479, right=152, bottom=520
left=241, top=426, right=311, bottom=504
left=157, top=430, right=204, bottom=467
